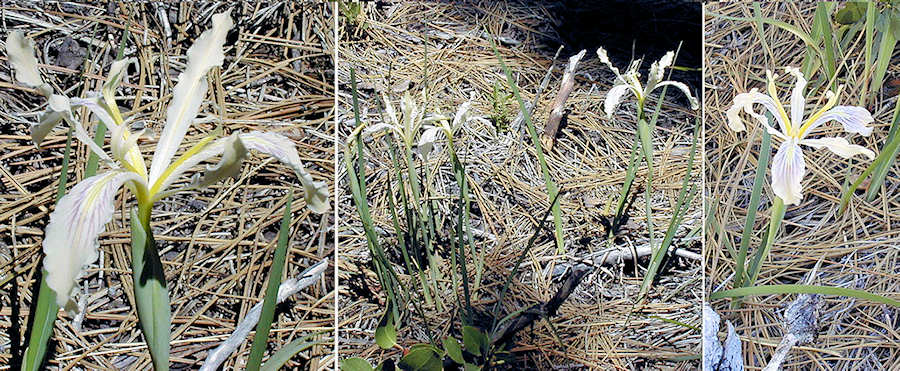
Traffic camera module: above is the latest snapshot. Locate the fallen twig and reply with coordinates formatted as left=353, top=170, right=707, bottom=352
left=491, top=264, right=592, bottom=345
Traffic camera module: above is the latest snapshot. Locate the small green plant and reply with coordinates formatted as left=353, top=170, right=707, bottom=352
left=339, top=1, right=367, bottom=29
left=7, top=12, right=328, bottom=370
left=342, top=326, right=510, bottom=371
left=489, top=82, right=514, bottom=133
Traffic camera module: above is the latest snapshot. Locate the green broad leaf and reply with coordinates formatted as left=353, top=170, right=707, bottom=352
left=398, top=347, right=442, bottom=371
left=409, top=343, right=442, bottom=354
left=464, top=363, right=482, bottom=371
left=834, top=2, right=867, bottom=25
left=342, top=357, right=376, bottom=371
left=462, top=326, right=488, bottom=357
left=130, top=207, right=172, bottom=371
left=443, top=337, right=465, bottom=364
left=375, top=307, right=398, bottom=350
left=247, top=193, right=294, bottom=371
left=260, top=334, right=325, bottom=371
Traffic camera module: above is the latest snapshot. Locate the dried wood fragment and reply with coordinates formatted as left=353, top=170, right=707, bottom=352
left=543, top=49, right=585, bottom=150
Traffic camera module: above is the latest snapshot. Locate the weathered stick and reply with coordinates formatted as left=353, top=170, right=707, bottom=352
left=491, top=264, right=592, bottom=345
left=543, top=49, right=586, bottom=150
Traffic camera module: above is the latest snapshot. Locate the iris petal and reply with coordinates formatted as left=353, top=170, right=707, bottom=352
left=43, top=170, right=146, bottom=311
left=5, top=31, right=43, bottom=88
left=654, top=81, right=699, bottom=110
left=647, top=51, right=674, bottom=89
left=785, top=67, right=806, bottom=133
left=771, top=139, right=806, bottom=205
left=802, top=106, right=874, bottom=138
left=604, top=84, right=633, bottom=118
left=240, top=131, right=329, bottom=213
left=148, top=12, right=233, bottom=185
left=800, top=137, right=875, bottom=160
left=726, top=89, right=788, bottom=138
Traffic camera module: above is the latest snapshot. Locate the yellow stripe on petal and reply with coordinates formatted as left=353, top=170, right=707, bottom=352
left=150, top=134, right=216, bottom=195
left=798, top=86, right=842, bottom=138
left=766, top=70, right=792, bottom=135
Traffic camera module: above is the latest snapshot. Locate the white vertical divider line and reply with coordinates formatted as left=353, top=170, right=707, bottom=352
left=332, top=1, right=340, bottom=369
left=700, top=3, right=707, bottom=310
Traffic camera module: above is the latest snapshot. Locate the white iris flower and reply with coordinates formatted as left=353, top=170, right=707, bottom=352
left=7, top=13, right=328, bottom=311
left=598, top=47, right=699, bottom=118
left=726, top=67, right=875, bottom=205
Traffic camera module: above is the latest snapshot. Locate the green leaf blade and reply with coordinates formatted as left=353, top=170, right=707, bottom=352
left=247, top=193, right=294, bottom=371
left=130, top=207, right=171, bottom=371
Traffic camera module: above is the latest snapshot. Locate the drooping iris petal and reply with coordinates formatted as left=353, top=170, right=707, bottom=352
left=195, top=133, right=247, bottom=188
left=785, top=67, right=806, bottom=131
left=5, top=31, right=44, bottom=89
left=149, top=12, right=233, bottom=185
left=802, top=106, right=874, bottom=138
left=417, top=126, right=440, bottom=159
left=33, top=95, right=114, bottom=164
left=31, top=96, right=68, bottom=146
left=771, top=139, right=806, bottom=205
left=150, top=131, right=329, bottom=214
left=654, top=81, right=699, bottom=110
left=800, top=137, right=876, bottom=160
left=604, top=84, right=633, bottom=118
left=43, top=170, right=145, bottom=311
left=726, top=90, right=785, bottom=137
left=239, top=131, right=329, bottom=213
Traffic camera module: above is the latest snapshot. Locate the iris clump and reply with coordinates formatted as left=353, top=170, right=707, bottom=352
left=7, top=12, right=327, bottom=370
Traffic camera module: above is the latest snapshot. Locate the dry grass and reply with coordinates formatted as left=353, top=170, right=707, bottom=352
left=336, top=1, right=700, bottom=369
left=705, top=2, right=900, bottom=370
left=0, top=2, right=335, bottom=370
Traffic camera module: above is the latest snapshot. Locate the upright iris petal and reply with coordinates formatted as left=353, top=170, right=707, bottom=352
left=727, top=67, right=876, bottom=205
